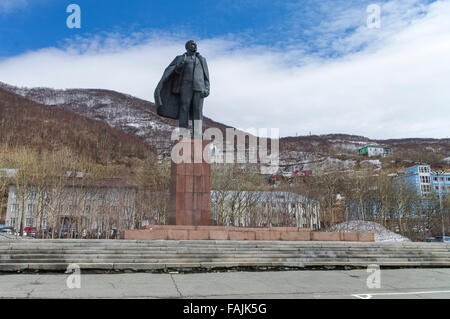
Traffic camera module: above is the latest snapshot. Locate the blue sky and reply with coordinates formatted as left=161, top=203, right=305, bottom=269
left=1, top=0, right=289, bottom=57
left=0, top=0, right=449, bottom=139
left=1, top=0, right=434, bottom=58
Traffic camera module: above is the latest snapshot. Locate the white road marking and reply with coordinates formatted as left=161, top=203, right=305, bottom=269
left=352, top=290, right=450, bottom=299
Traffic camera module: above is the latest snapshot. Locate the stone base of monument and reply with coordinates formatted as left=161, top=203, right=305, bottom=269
left=168, top=139, right=211, bottom=226
left=121, top=225, right=374, bottom=242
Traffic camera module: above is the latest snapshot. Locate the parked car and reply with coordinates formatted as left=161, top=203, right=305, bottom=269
left=434, top=236, right=450, bottom=243
left=0, top=227, right=14, bottom=235
left=423, top=236, right=450, bottom=242
left=23, top=227, right=36, bottom=237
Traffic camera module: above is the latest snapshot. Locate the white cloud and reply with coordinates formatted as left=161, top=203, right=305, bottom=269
left=0, top=0, right=28, bottom=13
left=0, top=0, right=449, bottom=139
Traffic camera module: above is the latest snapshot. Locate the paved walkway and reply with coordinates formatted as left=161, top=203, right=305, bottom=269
left=0, top=234, right=16, bottom=240
left=0, top=234, right=30, bottom=241
left=0, top=268, right=449, bottom=299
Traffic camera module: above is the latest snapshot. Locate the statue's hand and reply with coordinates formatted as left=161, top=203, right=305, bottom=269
left=175, top=60, right=185, bottom=73
left=201, top=90, right=209, bottom=98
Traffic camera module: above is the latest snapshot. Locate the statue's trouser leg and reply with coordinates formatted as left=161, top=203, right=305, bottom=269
left=191, top=91, right=203, bottom=140
left=179, top=83, right=194, bottom=137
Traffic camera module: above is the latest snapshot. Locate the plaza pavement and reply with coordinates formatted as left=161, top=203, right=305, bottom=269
left=0, top=268, right=449, bottom=299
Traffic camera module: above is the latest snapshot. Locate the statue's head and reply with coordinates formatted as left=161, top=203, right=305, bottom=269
left=185, top=40, right=197, bottom=53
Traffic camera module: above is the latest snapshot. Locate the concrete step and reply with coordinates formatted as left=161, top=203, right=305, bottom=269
left=2, top=252, right=450, bottom=261
left=1, top=251, right=448, bottom=256
left=3, top=254, right=449, bottom=263
left=3, top=245, right=446, bottom=251
left=1, top=257, right=382, bottom=264
left=1, top=255, right=448, bottom=263
left=1, top=240, right=448, bottom=247
left=2, top=259, right=450, bottom=272
left=2, top=243, right=449, bottom=250
left=1, top=240, right=449, bottom=272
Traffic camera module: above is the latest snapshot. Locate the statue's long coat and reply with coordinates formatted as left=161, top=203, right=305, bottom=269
left=154, top=52, right=210, bottom=120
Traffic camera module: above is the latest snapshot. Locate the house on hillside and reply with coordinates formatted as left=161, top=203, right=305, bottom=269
left=395, top=164, right=450, bottom=196
left=293, top=170, right=312, bottom=177
left=430, top=169, right=450, bottom=195
left=359, top=145, right=393, bottom=157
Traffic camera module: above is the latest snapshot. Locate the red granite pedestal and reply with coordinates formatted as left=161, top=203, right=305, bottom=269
left=168, top=139, right=211, bottom=226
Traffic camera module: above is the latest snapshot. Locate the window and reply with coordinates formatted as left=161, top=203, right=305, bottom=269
left=422, top=185, right=431, bottom=193
left=25, top=218, right=31, bottom=227
left=421, top=166, right=430, bottom=173
left=420, top=176, right=430, bottom=183
left=27, top=204, right=36, bottom=215
left=10, top=204, right=18, bottom=213
left=433, top=177, right=438, bottom=181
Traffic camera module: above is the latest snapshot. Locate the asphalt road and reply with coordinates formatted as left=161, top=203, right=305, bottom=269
left=0, top=268, right=449, bottom=299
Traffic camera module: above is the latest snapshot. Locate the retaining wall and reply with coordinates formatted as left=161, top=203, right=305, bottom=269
left=121, top=225, right=374, bottom=242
